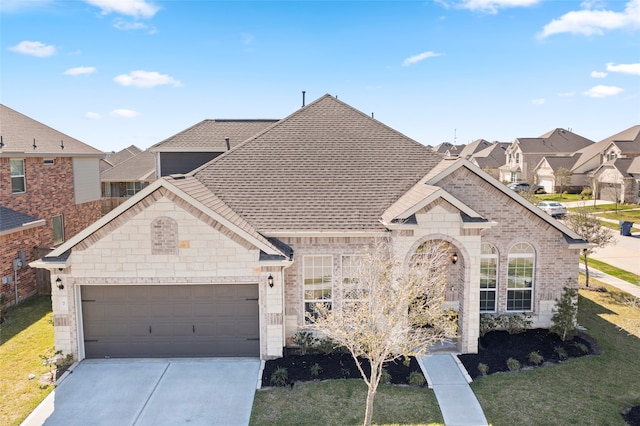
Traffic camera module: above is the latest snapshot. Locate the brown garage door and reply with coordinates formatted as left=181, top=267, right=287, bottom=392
left=81, top=284, right=259, bottom=358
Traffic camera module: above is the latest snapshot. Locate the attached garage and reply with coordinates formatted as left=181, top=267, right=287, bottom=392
left=599, top=183, right=622, bottom=202
left=81, top=284, right=259, bottom=358
left=538, top=177, right=554, bottom=194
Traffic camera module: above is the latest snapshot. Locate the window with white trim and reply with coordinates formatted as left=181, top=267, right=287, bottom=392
left=126, top=181, right=145, bottom=196
left=479, top=243, right=498, bottom=312
left=52, top=215, right=64, bottom=245
left=11, top=159, right=26, bottom=193
left=507, top=242, right=534, bottom=311
left=303, top=255, right=333, bottom=322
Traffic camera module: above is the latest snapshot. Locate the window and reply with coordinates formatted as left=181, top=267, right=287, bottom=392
left=515, top=153, right=520, bottom=164
left=11, top=159, right=26, bottom=193
left=609, top=152, right=616, bottom=161
left=43, top=158, right=55, bottom=165
left=126, top=181, right=145, bottom=196
left=342, top=255, right=366, bottom=301
left=479, top=243, right=498, bottom=312
left=303, top=255, right=333, bottom=322
left=52, top=215, right=64, bottom=245
left=507, top=243, right=534, bottom=311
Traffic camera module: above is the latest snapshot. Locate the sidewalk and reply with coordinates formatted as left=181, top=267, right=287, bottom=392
left=418, top=354, right=488, bottom=426
left=579, top=264, right=640, bottom=298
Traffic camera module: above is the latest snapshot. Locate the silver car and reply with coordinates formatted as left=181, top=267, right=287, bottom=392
left=536, top=201, right=567, bottom=218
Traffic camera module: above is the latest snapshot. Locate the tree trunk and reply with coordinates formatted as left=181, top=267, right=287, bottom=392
left=364, top=385, right=376, bottom=426
left=584, top=254, right=590, bottom=288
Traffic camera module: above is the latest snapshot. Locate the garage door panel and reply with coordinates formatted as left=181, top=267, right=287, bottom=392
left=82, top=284, right=259, bottom=358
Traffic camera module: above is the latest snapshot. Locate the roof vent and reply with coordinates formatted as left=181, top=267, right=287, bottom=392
left=225, top=137, right=230, bottom=151
left=302, top=91, right=306, bottom=107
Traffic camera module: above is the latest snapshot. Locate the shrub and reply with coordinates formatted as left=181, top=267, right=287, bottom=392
left=310, top=363, right=322, bottom=377
left=402, top=356, right=411, bottom=367
left=316, top=337, right=337, bottom=354
left=581, top=188, right=592, bottom=198
left=506, top=358, right=521, bottom=371
left=270, top=367, right=289, bottom=387
left=477, top=363, right=489, bottom=376
left=554, top=346, right=568, bottom=360
left=504, top=313, right=532, bottom=334
left=380, top=368, right=392, bottom=385
left=479, top=314, right=503, bottom=337
left=573, top=342, right=589, bottom=354
left=291, top=330, right=317, bottom=355
left=408, top=371, right=426, bottom=387
left=551, top=287, right=578, bottom=341
left=528, top=351, right=544, bottom=365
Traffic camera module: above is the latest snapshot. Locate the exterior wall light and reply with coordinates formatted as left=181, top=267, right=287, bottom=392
left=452, top=253, right=458, bottom=264
left=268, top=275, right=274, bottom=288
left=56, top=276, right=64, bottom=290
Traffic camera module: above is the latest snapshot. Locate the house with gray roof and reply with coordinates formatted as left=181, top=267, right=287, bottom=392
left=100, top=147, right=156, bottom=214
left=1, top=104, right=103, bottom=304
left=31, top=95, right=587, bottom=361
left=462, top=141, right=509, bottom=180
left=149, top=119, right=278, bottom=177
left=499, top=128, right=594, bottom=184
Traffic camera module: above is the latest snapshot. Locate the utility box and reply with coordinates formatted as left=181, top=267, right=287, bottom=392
left=619, top=221, right=634, bottom=236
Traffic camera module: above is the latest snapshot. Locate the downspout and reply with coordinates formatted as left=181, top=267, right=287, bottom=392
left=280, top=260, right=294, bottom=353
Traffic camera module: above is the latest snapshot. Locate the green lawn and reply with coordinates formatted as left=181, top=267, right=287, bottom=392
left=568, top=203, right=639, bottom=213
left=0, top=296, right=55, bottom=426
left=583, top=256, right=640, bottom=286
left=536, top=193, right=585, bottom=202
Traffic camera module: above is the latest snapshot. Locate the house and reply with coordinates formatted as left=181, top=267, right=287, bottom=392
left=533, top=125, right=640, bottom=200
left=532, top=155, right=582, bottom=194
left=0, top=104, right=103, bottom=304
left=432, top=141, right=465, bottom=157
left=499, top=128, right=594, bottom=184
left=149, top=119, right=278, bottom=177
left=31, top=95, right=588, bottom=361
left=461, top=140, right=509, bottom=180
left=101, top=147, right=156, bottom=214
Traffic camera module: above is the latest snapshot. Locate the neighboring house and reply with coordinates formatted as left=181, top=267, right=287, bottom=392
left=100, top=145, right=142, bottom=173
left=499, top=128, right=594, bottom=184
left=101, top=147, right=156, bottom=214
left=31, top=95, right=587, bottom=362
left=0, top=104, right=103, bottom=304
left=149, top=119, right=278, bottom=177
left=534, top=125, right=640, bottom=199
left=464, top=141, right=509, bottom=180
left=432, top=142, right=465, bottom=157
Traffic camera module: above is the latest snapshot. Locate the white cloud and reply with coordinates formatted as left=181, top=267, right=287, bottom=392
left=539, top=0, right=640, bottom=38
left=113, top=18, right=147, bottom=30
left=558, top=91, right=576, bottom=97
left=109, top=109, right=140, bottom=118
left=590, top=70, right=607, bottom=78
left=606, top=62, right=640, bottom=75
left=531, top=98, right=545, bottom=105
left=84, top=0, right=159, bottom=19
left=64, top=66, right=96, bottom=76
left=403, top=51, right=442, bottom=67
left=436, top=0, right=540, bottom=14
left=582, top=85, right=624, bottom=98
left=113, top=70, right=182, bottom=88
left=85, top=112, right=102, bottom=119
left=9, top=40, right=56, bottom=57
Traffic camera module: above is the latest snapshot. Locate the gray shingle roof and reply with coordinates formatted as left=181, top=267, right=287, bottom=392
left=100, top=145, right=142, bottom=172
left=149, top=119, right=279, bottom=151
left=515, top=128, right=594, bottom=154
left=101, top=150, right=156, bottom=182
left=0, top=206, right=43, bottom=233
left=192, top=94, right=443, bottom=233
left=0, top=104, right=103, bottom=156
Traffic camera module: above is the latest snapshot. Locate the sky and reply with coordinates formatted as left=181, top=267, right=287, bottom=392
left=1, top=0, right=639, bottom=153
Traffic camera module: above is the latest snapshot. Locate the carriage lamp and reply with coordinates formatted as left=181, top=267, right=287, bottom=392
left=56, top=276, right=64, bottom=290
left=452, top=253, right=458, bottom=264
left=268, top=275, right=274, bottom=288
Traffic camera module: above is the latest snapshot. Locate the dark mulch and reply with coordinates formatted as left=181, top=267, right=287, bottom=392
left=261, top=352, right=422, bottom=387
left=623, top=406, right=640, bottom=426
left=457, top=328, right=597, bottom=379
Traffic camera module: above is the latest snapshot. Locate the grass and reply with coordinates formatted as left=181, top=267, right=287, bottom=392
left=599, top=209, right=640, bottom=223
left=0, top=296, right=55, bottom=426
left=536, top=193, right=585, bottom=202
left=567, top=203, right=639, bottom=213
left=471, top=276, right=640, bottom=425
left=250, top=379, right=443, bottom=425
left=582, top=256, right=640, bottom=286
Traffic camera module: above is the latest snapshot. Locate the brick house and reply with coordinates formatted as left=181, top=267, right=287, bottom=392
left=1, top=104, right=103, bottom=305
left=31, top=95, right=587, bottom=360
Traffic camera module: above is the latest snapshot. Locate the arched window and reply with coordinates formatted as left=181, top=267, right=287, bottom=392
left=507, top=242, right=534, bottom=311
left=480, top=243, right=498, bottom=312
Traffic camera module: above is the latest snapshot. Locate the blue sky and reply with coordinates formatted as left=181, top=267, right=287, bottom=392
left=1, top=0, right=639, bottom=153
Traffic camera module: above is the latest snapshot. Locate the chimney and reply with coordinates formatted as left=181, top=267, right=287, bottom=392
left=302, top=91, right=306, bottom=107
left=225, top=137, right=231, bottom=151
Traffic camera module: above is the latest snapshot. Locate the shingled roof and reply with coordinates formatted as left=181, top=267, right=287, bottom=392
left=0, top=206, right=45, bottom=235
left=0, top=104, right=103, bottom=157
left=101, top=150, right=156, bottom=182
left=514, top=128, right=594, bottom=154
left=191, top=94, right=443, bottom=233
left=149, top=119, right=279, bottom=152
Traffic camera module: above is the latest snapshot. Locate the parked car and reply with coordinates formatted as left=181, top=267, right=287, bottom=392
left=536, top=201, right=567, bottom=218
left=507, top=182, right=545, bottom=194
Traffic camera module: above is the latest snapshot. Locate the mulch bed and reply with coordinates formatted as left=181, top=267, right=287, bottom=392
left=261, top=352, right=422, bottom=387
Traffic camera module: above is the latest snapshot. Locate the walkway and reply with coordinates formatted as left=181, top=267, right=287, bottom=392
left=418, top=354, right=488, bottom=426
left=580, top=264, right=640, bottom=298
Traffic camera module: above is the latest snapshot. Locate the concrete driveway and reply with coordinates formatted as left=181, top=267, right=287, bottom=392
left=21, top=358, right=261, bottom=426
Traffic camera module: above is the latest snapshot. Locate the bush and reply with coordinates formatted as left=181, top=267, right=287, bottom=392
left=573, top=342, right=589, bottom=354
left=270, top=367, right=289, bottom=386
left=408, top=371, right=426, bottom=387
left=580, top=188, right=592, bottom=198
left=506, top=358, right=521, bottom=371
left=477, top=363, right=489, bottom=376
left=551, top=287, right=578, bottom=341
left=291, top=330, right=317, bottom=355
left=554, top=346, right=568, bottom=360
left=504, top=313, right=532, bottom=334
left=310, top=363, right=322, bottom=377
left=316, top=337, right=337, bottom=354
left=528, top=351, right=544, bottom=365
left=479, top=314, right=503, bottom=337
left=380, top=368, right=392, bottom=385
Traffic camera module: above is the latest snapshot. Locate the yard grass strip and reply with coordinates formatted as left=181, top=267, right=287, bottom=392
left=0, top=296, right=54, bottom=426
left=582, top=256, right=640, bottom=286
